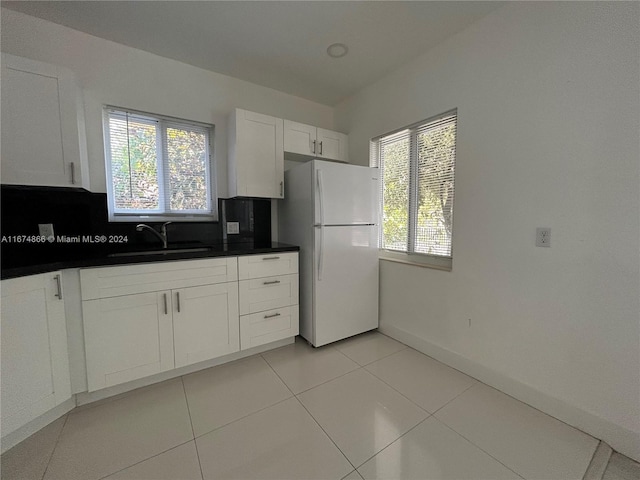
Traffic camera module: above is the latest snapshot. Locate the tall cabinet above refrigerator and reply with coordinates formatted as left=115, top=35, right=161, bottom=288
left=278, top=160, right=379, bottom=347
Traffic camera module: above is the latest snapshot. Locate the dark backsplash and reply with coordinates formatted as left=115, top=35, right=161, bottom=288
left=0, top=185, right=271, bottom=268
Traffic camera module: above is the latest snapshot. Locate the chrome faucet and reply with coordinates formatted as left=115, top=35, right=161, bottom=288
left=136, top=222, right=172, bottom=249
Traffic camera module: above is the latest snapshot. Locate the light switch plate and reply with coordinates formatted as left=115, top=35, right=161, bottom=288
left=227, top=222, right=240, bottom=234
left=38, top=223, right=54, bottom=238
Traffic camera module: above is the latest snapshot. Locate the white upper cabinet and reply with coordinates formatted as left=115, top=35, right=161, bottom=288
left=283, top=119, right=348, bottom=163
left=283, top=120, right=317, bottom=157
left=228, top=108, right=284, bottom=198
left=316, top=127, right=348, bottom=162
left=1, top=53, right=88, bottom=188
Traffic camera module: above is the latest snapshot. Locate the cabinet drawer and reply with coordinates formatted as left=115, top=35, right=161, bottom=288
left=240, top=306, right=299, bottom=350
left=238, top=252, right=298, bottom=280
left=239, top=274, right=298, bottom=315
left=81, top=257, right=238, bottom=300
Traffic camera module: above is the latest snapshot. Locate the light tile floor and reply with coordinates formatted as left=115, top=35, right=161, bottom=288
left=1, top=331, right=637, bottom=480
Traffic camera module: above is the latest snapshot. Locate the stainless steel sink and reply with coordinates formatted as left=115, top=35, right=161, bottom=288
left=108, top=247, right=210, bottom=257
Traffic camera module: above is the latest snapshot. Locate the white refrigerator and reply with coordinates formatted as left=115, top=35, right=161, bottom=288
left=278, top=159, right=379, bottom=347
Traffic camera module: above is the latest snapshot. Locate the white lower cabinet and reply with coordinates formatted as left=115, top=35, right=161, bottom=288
left=173, top=284, right=239, bottom=369
left=83, top=291, right=174, bottom=392
left=238, top=253, right=299, bottom=350
left=81, top=258, right=240, bottom=392
left=80, top=254, right=298, bottom=392
left=1, top=272, right=72, bottom=436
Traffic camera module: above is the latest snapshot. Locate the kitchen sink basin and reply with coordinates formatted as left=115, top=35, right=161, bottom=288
left=108, top=247, right=210, bottom=257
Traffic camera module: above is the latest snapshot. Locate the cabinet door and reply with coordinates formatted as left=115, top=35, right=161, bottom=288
left=173, top=283, right=239, bottom=368
left=1, top=273, right=71, bottom=436
left=83, top=291, right=174, bottom=392
left=233, top=109, right=284, bottom=198
left=284, top=120, right=317, bottom=156
left=1, top=53, right=85, bottom=187
left=317, top=128, right=348, bottom=163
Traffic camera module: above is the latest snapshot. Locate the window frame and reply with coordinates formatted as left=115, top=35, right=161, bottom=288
left=103, top=106, right=217, bottom=222
left=371, top=109, right=457, bottom=271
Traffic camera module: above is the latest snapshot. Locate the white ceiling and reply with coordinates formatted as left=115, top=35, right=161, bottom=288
left=2, top=1, right=503, bottom=106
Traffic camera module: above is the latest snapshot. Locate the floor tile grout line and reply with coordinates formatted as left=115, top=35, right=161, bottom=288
left=431, top=416, right=526, bottom=479
left=259, top=352, right=297, bottom=397
left=428, top=379, right=478, bottom=417
left=180, top=377, right=197, bottom=441
left=336, top=343, right=409, bottom=368
left=260, top=351, right=357, bottom=473
left=191, top=395, right=294, bottom=441
left=292, top=395, right=357, bottom=473
left=94, top=439, right=196, bottom=480
left=181, top=376, right=205, bottom=480
left=361, top=366, right=435, bottom=416
left=260, top=348, right=362, bottom=396
left=581, top=440, right=605, bottom=480
left=351, top=414, right=433, bottom=470
left=40, top=414, right=69, bottom=480
left=191, top=439, right=206, bottom=480
left=90, top=376, right=198, bottom=480
left=180, top=355, right=295, bottom=441
left=330, top=343, right=370, bottom=364
left=259, top=338, right=448, bottom=471
left=345, top=347, right=408, bottom=368
left=290, top=364, right=362, bottom=395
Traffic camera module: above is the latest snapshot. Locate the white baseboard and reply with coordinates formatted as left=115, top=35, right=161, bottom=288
left=1, top=398, right=75, bottom=454
left=379, top=324, right=640, bottom=463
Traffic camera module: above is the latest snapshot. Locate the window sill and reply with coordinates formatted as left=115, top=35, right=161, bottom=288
left=379, top=251, right=452, bottom=271
left=109, top=213, right=218, bottom=223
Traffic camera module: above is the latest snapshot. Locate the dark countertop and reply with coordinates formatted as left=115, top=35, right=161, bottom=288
left=1, top=242, right=299, bottom=280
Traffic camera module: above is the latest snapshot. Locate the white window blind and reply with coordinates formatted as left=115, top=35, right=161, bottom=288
left=372, top=110, right=457, bottom=266
left=104, top=107, right=215, bottom=220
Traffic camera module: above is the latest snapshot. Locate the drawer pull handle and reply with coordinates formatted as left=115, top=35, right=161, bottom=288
left=163, top=293, right=168, bottom=315
left=263, top=280, right=281, bottom=285
left=264, top=312, right=281, bottom=319
left=262, top=256, right=280, bottom=261
left=176, top=292, right=181, bottom=313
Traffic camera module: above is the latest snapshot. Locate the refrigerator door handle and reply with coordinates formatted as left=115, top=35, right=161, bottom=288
left=317, top=224, right=324, bottom=281
left=316, top=169, right=325, bottom=226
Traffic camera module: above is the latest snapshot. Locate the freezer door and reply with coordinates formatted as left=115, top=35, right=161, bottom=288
left=314, top=161, right=378, bottom=226
left=313, top=225, right=379, bottom=346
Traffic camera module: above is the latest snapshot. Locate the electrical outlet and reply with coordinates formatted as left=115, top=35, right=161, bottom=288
left=227, top=222, right=240, bottom=235
left=536, top=227, right=551, bottom=247
left=38, top=223, right=55, bottom=238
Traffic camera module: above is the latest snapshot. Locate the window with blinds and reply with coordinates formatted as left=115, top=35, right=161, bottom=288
left=104, top=107, right=215, bottom=221
left=371, top=110, right=457, bottom=268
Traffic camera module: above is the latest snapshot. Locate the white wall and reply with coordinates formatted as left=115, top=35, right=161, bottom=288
left=0, top=8, right=334, bottom=198
left=335, top=2, right=640, bottom=460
